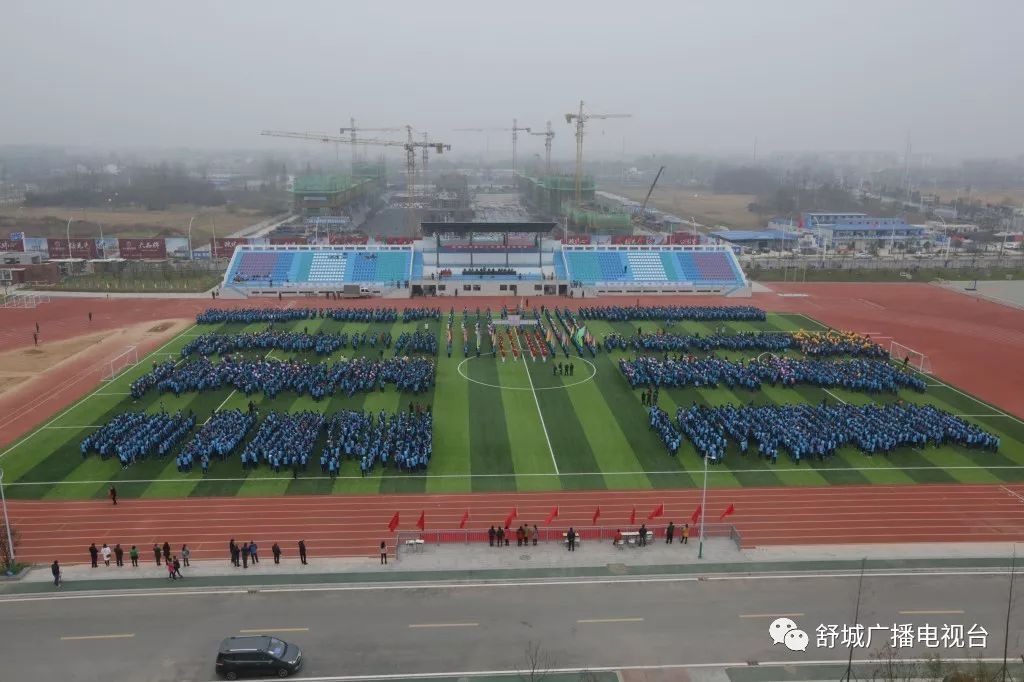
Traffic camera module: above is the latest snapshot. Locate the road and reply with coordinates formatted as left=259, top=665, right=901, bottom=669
left=2, top=570, right=1021, bottom=681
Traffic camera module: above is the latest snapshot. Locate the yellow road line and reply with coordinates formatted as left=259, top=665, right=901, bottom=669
left=739, top=613, right=805, bottom=619
left=239, top=628, right=310, bottom=633
left=408, top=622, right=479, bottom=629
left=576, top=617, right=645, bottom=624
left=60, top=633, right=135, bottom=641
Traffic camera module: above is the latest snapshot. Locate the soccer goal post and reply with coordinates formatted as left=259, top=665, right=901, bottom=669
left=889, top=340, right=932, bottom=374
left=104, top=346, right=140, bottom=381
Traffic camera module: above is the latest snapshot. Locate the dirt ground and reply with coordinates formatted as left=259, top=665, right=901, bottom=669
left=0, top=319, right=191, bottom=441
left=931, top=187, right=1024, bottom=205
left=607, top=187, right=761, bottom=229
left=0, top=205, right=263, bottom=241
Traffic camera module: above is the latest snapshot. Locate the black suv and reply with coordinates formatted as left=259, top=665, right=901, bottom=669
left=215, top=636, right=303, bottom=679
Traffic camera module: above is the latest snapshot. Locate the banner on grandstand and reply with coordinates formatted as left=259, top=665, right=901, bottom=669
left=0, top=238, right=24, bottom=252
left=210, top=237, right=249, bottom=259
left=118, top=238, right=167, bottom=260
left=270, top=236, right=308, bottom=245
left=47, top=237, right=98, bottom=259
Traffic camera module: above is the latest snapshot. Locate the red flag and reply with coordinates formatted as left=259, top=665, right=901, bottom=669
left=459, top=509, right=469, bottom=529
left=719, top=503, right=735, bottom=520
left=504, top=512, right=515, bottom=529
left=387, top=511, right=400, bottom=532
left=510, top=506, right=519, bottom=521
left=416, top=510, right=425, bottom=531
left=592, top=506, right=601, bottom=525
left=648, top=503, right=665, bottom=520
left=690, top=505, right=702, bottom=524
left=629, top=507, right=636, bottom=525
left=544, top=506, right=559, bottom=525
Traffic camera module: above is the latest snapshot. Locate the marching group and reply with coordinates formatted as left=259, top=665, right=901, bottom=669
left=195, top=307, right=401, bottom=325
left=620, top=355, right=927, bottom=393
left=579, top=305, right=767, bottom=322
left=181, top=329, right=396, bottom=358
left=133, top=355, right=435, bottom=400
left=604, top=329, right=887, bottom=359
left=80, top=410, right=196, bottom=468
left=654, top=402, right=1001, bottom=463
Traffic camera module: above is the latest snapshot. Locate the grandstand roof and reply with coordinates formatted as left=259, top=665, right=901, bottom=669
left=420, top=222, right=556, bottom=235
left=711, top=230, right=798, bottom=242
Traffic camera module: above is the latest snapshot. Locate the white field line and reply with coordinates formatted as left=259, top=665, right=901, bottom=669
left=521, top=355, right=559, bottom=476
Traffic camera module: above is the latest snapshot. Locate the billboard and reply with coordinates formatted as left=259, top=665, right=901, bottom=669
left=97, top=237, right=119, bottom=258
left=9, top=231, right=25, bottom=240
left=164, top=238, right=191, bottom=259
left=210, top=237, right=249, bottom=258
left=118, top=238, right=167, bottom=260
left=0, top=238, right=24, bottom=252
left=23, top=237, right=48, bottom=254
left=270, top=236, right=308, bottom=245
left=47, top=237, right=98, bottom=259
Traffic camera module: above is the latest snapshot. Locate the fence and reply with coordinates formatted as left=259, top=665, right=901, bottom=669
left=395, top=522, right=742, bottom=560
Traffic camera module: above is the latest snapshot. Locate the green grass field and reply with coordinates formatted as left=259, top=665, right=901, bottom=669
left=2, top=310, right=1023, bottom=501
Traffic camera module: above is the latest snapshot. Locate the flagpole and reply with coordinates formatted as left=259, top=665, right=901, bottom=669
left=698, top=454, right=708, bottom=559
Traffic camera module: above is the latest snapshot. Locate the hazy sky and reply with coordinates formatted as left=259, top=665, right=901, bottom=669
left=2, top=0, right=1022, bottom=160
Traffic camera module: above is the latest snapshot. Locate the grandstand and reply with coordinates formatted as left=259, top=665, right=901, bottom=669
left=222, top=245, right=413, bottom=297
left=560, top=244, right=749, bottom=296
left=221, top=237, right=750, bottom=298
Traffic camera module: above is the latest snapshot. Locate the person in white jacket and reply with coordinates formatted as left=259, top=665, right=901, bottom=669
left=101, top=543, right=112, bottom=567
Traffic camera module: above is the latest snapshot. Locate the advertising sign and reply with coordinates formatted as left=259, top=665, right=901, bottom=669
left=210, top=237, right=249, bottom=259
left=118, top=238, right=168, bottom=259
left=47, top=237, right=98, bottom=259
left=0, top=239, right=24, bottom=252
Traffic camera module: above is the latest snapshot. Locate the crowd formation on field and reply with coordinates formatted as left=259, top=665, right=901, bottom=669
left=579, top=305, right=767, bottom=322
left=81, top=411, right=196, bottom=468
left=195, top=307, right=422, bottom=325
left=604, top=330, right=888, bottom=359
left=132, top=355, right=435, bottom=400
left=620, top=355, right=927, bottom=393
left=175, top=408, right=257, bottom=474
left=651, top=402, right=1001, bottom=463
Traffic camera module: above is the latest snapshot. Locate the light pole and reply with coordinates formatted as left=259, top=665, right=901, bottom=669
left=187, top=215, right=196, bottom=261
left=66, top=217, right=73, bottom=263
left=933, top=214, right=948, bottom=260
left=698, top=454, right=708, bottom=559
left=0, top=468, right=15, bottom=573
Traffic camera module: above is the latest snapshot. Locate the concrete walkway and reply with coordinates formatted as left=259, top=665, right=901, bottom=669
left=16, top=538, right=1022, bottom=586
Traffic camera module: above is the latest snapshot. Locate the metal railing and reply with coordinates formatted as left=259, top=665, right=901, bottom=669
left=395, top=522, right=742, bottom=561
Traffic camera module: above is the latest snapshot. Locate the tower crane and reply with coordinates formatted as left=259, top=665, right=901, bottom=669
left=338, top=119, right=404, bottom=168
left=564, top=101, right=631, bottom=204
left=528, top=121, right=556, bottom=176
left=259, top=126, right=451, bottom=237
left=454, top=118, right=532, bottom=177
left=633, top=165, right=665, bottom=227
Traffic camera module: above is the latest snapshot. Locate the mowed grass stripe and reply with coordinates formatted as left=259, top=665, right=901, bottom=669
left=498, top=356, right=561, bottom=491
left=468, top=352, right=515, bottom=492
left=428, top=323, right=471, bottom=494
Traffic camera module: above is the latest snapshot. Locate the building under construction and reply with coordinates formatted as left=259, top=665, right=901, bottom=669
left=291, top=172, right=382, bottom=218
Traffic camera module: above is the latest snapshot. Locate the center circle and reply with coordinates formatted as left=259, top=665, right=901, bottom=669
left=457, top=352, right=597, bottom=391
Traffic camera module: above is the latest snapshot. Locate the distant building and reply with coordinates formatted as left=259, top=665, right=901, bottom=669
left=711, top=230, right=799, bottom=253
left=291, top=174, right=375, bottom=217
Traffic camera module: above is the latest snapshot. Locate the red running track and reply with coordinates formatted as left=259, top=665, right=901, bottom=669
left=9, top=484, right=1024, bottom=565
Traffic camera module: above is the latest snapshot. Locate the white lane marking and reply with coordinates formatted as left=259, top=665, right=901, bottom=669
left=521, top=357, right=559, bottom=476
left=4, top=569, right=1024, bottom=603
left=898, top=609, right=964, bottom=615
left=60, top=633, right=135, bottom=641
left=576, top=617, right=644, bottom=624
left=240, top=627, right=310, bottom=633
left=739, top=612, right=805, bottom=619
left=408, top=622, right=478, bottom=629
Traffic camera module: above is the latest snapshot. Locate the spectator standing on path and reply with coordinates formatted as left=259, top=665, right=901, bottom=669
left=638, top=523, right=648, bottom=547
left=525, top=525, right=533, bottom=547
left=566, top=527, right=576, bottom=552
left=162, top=541, right=171, bottom=564
left=101, top=543, right=112, bottom=567
left=51, top=560, right=61, bottom=587
left=666, top=521, right=675, bottom=544
left=129, top=545, right=139, bottom=567
left=249, top=541, right=258, bottom=564
left=35, top=321, right=39, bottom=334
left=272, top=542, right=281, bottom=564
left=488, top=526, right=496, bottom=547
left=682, top=523, right=689, bottom=545
left=114, top=543, right=124, bottom=567
left=496, top=526, right=505, bottom=547
left=167, top=560, right=177, bottom=580
left=241, top=542, right=250, bottom=568
left=229, top=539, right=239, bottom=567
left=109, top=486, right=117, bottom=506
left=181, top=545, right=191, bottom=567
left=88, top=312, right=92, bottom=322
left=89, top=543, right=99, bottom=568
left=298, top=540, right=308, bottom=565
left=533, top=524, right=539, bottom=546
left=152, top=543, right=161, bottom=566
left=380, top=541, right=388, bottom=565
left=172, top=556, right=183, bottom=579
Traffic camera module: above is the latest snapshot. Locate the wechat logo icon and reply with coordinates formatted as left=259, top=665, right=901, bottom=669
left=769, top=617, right=809, bottom=652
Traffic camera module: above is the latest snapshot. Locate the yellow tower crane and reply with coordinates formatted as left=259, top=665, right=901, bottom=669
left=564, top=101, right=631, bottom=204
left=259, top=126, right=451, bottom=238
left=454, top=118, right=532, bottom=177
left=338, top=118, right=404, bottom=168
left=528, top=121, right=556, bottom=176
